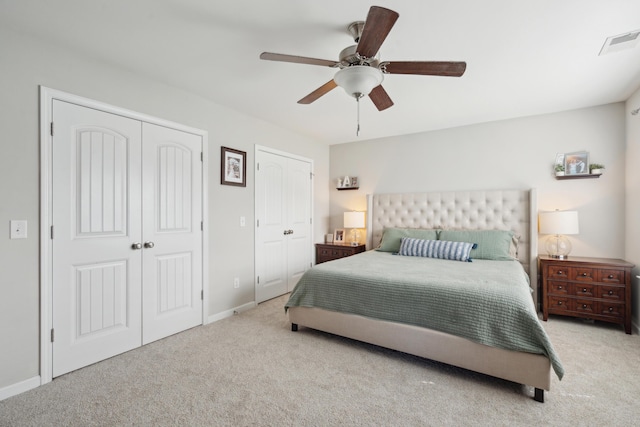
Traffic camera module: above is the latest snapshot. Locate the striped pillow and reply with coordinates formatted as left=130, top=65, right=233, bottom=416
left=398, top=237, right=477, bottom=262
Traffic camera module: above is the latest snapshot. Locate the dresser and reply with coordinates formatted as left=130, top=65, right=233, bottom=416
left=540, top=255, right=634, bottom=334
left=315, top=243, right=365, bottom=264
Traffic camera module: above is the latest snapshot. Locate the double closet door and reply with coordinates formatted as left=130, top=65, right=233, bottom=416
left=52, top=100, right=203, bottom=377
left=255, top=149, right=312, bottom=303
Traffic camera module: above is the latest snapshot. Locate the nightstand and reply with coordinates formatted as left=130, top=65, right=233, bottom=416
left=315, top=243, right=365, bottom=264
left=540, top=255, right=634, bottom=334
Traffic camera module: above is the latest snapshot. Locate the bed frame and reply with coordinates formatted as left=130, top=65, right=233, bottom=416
left=288, top=189, right=551, bottom=402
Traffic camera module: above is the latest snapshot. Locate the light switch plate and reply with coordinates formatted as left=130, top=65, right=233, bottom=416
left=10, top=220, right=27, bottom=239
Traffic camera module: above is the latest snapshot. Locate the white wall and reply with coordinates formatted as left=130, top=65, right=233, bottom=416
left=0, top=27, right=330, bottom=391
left=330, top=104, right=627, bottom=266
left=626, top=88, right=640, bottom=332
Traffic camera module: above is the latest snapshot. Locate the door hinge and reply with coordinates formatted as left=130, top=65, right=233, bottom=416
left=256, top=219, right=259, bottom=227
left=201, top=152, right=203, bottom=162
left=50, top=328, right=54, bottom=343
left=201, top=290, right=204, bottom=300
left=50, top=225, right=54, bottom=239
left=257, top=276, right=260, bottom=284
left=310, top=172, right=313, bottom=180
left=201, top=221, right=203, bottom=231
left=50, top=122, right=54, bottom=136
left=310, top=218, right=312, bottom=225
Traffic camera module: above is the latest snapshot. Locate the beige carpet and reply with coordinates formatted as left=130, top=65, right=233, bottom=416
left=1, top=294, right=640, bottom=426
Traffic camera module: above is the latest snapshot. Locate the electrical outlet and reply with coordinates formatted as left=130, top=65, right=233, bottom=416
left=233, top=277, right=240, bottom=288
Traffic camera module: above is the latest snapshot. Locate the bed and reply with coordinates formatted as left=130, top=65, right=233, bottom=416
left=285, top=189, right=563, bottom=402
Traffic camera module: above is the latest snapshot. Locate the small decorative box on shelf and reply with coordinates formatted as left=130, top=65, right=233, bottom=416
left=540, top=255, right=634, bottom=334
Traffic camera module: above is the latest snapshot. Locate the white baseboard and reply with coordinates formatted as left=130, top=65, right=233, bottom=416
left=0, top=375, right=41, bottom=401
left=207, top=301, right=256, bottom=324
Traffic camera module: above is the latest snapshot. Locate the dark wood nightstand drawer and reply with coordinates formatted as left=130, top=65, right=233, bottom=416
left=597, top=269, right=625, bottom=284
left=597, top=285, right=625, bottom=301
left=547, top=281, right=570, bottom=295
left=571, top=267, right=595, bottom=282
left=548, top=296, right=573, bottom=314
left=547, top=265, right=569, bottom=279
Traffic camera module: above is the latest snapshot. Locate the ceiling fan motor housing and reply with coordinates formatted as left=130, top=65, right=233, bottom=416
left=339, top=45, right=380, bottom=67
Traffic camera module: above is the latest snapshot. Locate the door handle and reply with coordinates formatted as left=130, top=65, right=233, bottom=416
left=131, top=242, right=142, bottom=250
left=283, top=229, right=294, bottom=235
left=144, top=241, right=155, bottom=249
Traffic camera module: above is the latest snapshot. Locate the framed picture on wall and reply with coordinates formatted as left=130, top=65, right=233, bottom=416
left=221, top=146, right=246, bottom=187
left=564, top=151, right=589, bottom=176
left=334, top=229, right=345, bottom=243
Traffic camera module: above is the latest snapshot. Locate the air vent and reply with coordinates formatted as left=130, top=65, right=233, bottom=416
left=599, top=30, right=640, bottom=55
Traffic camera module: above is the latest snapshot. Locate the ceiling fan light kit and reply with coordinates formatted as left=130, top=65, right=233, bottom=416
left=334, top=65, right=383, bottom=98
left=260, top=6, right=466, bottom=134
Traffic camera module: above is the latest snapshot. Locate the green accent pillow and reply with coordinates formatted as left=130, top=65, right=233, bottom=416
left=438, top=229, right=515, bottom=261
left=377, top=228, right=439, bottom=252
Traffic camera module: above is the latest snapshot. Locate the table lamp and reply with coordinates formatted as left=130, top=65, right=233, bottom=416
left=539, top=210, right=579, bottom=259
left=343, top=211, right=365, bottom=246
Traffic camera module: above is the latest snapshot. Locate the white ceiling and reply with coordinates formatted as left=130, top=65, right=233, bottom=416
left=2, top=0, right=640, bottom=144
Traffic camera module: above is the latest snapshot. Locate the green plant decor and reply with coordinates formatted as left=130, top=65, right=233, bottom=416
left=589, top=163, right=605, bottom=172
left=554, top=164, right=565, bottom=172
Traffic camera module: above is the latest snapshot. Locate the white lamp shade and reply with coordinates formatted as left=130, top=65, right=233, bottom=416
left=539, top=211, right=579, bottom=235
left=334, top=66, right=383, bottom=98
left=344, top=211, right=365, bottom=229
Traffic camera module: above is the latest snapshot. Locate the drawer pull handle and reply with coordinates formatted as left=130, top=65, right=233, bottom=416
left=583, top=304, right=588, bottom=309
left=581, top=273, right=588, bottom=277
left=608, top=307, right=614, bottom=312
left=558, top=286, right=563, bottom=290
left=608, top=290, right=614, bottom=296
left=557, top=270, right=563, bottom=275
left=608, top=274, right=614, bottom=279
left=582, top=288, right=587, bottom=293
left=558, top=301, right=563, bottom=306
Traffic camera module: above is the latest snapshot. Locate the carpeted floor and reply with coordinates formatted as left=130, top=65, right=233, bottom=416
left=1, top=294, right=640, bottom=426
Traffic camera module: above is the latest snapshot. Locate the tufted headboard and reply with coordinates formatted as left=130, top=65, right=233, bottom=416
left=366, top=189, right=538, bottom=300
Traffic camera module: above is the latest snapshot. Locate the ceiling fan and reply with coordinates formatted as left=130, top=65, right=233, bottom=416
left=260, top=6, right=467, bottom=113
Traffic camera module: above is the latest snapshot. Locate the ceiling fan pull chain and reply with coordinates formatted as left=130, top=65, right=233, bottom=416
left=356, top=95, right=361, bottom=136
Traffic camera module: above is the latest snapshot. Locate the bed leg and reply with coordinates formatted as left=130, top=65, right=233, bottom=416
left=534, top=388, right=544, bottom=403
left=291, top=323, right=298, bottom=332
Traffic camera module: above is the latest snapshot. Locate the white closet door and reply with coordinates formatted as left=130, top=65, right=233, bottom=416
left=286, top=158, right=311, bottom=292
left=255, top=149, right=312, bottom=303
left=255, top=151, right=288, bottom=303
left=141, top=123, right=203, bottom=344
left=51, top=101, right=204, bottom=377
left=52, top=100, right=143, bottom=377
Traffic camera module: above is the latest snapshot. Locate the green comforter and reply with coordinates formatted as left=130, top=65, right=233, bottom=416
left=285, top=250, right=564, bottom=379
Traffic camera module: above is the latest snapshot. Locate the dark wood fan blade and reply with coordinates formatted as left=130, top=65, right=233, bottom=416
left=297, top=80, right=338, bottom=104
left=260, top=52, right=339, bottom=68
left=356, top=6, right=399, bottom=59
left=381, top=61, right=467, bottom=77
left=369, top=85, right=394, bottom=111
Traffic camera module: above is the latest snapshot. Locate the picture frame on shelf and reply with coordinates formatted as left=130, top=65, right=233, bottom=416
left=334, top=229, right=345, bottom=243
left=221, top=146, right=246, bottom=187
left=564, top=151, right=589, bottom=176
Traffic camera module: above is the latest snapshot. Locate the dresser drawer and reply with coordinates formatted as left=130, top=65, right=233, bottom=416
left=547, top=281, right=570, bottom=295
left=547, top=296, right=573, bottom=314
left=574, top=283, right=595, bottom=298
left=598, top=301, right=624, bottom=320
left=546, top=265, right=569, bottom=279
left=571, top=267, right=595, bottom=282
left=597, top=269, right=625, bottom=284
left=596, top=285, right=625, bottom=301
